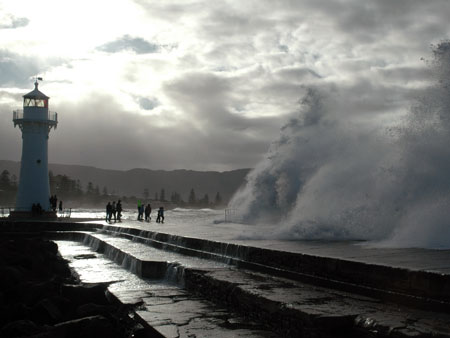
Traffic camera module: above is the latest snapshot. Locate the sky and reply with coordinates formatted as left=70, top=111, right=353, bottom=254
left=0, top=0, right=449, bottom=171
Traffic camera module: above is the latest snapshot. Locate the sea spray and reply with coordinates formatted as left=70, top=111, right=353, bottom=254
left=229, top=42, right=450, bottom=248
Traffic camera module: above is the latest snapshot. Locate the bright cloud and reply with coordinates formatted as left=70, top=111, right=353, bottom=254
left=0, top=0, right=449, bottom=170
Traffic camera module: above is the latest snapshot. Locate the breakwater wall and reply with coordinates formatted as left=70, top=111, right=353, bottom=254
left=1, top=220, right=450, bottom=311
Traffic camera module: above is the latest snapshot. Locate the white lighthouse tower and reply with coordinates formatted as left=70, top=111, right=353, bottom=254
left=11, top=79, right=58, bottom=217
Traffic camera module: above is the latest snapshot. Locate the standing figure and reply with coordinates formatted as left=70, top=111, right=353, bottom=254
left=58, top=200, right=63, bottom=213
left=145, top=204, right=152, bottom=222
left=49, top=195, right=57, bottom=211
left=112, top=201, right=117, bottom=222
left=137, top=200, right=142, bottom=220
left=156, top=206, right=164, bottom=224
left=140, top=204, right=144, bottom=221
left=106, top=202, right=112, bottom=222
left=52, top=195, right=58, bottom=211
left=116, top=200, right=122, bottom=222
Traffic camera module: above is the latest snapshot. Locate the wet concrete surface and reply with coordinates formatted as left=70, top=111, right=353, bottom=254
left=185, top=268, right=450, bottom=337
left=56, top=233, right=450, bottom=338
left=3, top=218, right=450, bottom=337
left=85, top=218, right=450, bottom=276
left=57, top=241, right=279, bottom=337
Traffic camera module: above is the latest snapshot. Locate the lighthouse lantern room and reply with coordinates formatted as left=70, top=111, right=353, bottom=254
left=11, top=79, right=58, bottom=218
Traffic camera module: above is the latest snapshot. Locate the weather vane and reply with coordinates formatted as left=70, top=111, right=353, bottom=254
left=34, top=76, right=43, bottom=84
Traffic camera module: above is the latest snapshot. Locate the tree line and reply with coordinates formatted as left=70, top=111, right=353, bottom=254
left=0, top=169, right=225, bottom=208
left=0, top=170, right=17, bottom=205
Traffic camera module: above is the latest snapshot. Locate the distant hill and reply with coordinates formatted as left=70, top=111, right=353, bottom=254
left=0, top=160, right=250, bottom=202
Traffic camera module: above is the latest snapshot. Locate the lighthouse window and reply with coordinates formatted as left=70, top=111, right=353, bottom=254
left=24, top=98, right=48, bottom=107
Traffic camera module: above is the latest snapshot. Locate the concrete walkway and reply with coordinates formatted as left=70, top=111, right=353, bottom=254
left=84, top=218, right=450, bottom=276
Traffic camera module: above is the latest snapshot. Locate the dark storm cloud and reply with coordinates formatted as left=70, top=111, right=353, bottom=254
left=0, top=15, right=29, bottom=29
left=164, top=72, right=283, bottom=133
left=163, top=72, right=284, bottom=167
left=3, top=0, right=449, bottom=173
left=200, top=8, right=274, bottom=38
left=376, top=66, right=433, bottom=84
left=43, top=89, right=280, bottom=171
left=270, top=0, right=450, bottom=44
left=97, top=35, right=159, bottom=54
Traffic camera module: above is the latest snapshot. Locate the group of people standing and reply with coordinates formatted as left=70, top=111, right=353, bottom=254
left=105, top=200, right=122, bottom=223
left=108, top=200, right=165, bottom=223
left=136, top=201, right=165, bottom=223
left=49, top=195, right=63, bottom=212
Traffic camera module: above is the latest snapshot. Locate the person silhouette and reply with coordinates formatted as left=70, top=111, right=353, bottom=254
left=116, top=200, right=122, bottom=222
left=156, top=206, right=164, bottom=224
left=145, top=204, right=152, bottom=222
left=106, top=202, right=112, bottom=222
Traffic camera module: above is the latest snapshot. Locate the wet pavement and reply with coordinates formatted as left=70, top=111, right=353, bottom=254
left=56, top=235, right=450, bottom=337
left=4, top=216, right=450, bottom=337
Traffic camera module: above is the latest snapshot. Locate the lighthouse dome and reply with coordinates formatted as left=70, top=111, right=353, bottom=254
left=23, top=81, right=49, bottom=100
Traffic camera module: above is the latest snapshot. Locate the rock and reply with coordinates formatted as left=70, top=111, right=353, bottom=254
left=76, top=303, right=114, bottom=318
left=21, top=280, right=60, bottom=305
left=31, top=298, right=64, bottom=324
left=0, top=238, right=139, bottom=337
left=130, top=326, right=160, bottom=338
left=53, top=315, right=119, bottom=338
left=7, top=303, right=32, bottom=323
left=0, top=319, right=43, bottom=337
left=0, top=266, right=24, bottom=292
left=61, top=284, right=109, bottom=307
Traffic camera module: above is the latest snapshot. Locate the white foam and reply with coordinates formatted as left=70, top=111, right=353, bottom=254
left=229, top=42, right=450, bottom=249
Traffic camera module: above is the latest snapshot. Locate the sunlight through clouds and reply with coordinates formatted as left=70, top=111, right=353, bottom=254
left=0, top=0, right=449, bottom=170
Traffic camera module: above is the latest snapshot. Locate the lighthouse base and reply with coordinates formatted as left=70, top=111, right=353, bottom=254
left=9, top=210, right=58, bottom=220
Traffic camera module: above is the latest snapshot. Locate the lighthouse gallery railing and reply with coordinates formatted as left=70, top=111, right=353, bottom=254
left=13, top=109, right=58, bottom=122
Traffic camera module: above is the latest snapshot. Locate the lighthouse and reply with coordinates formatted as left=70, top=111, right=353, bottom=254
left=11, top=79, right=58, bottom=217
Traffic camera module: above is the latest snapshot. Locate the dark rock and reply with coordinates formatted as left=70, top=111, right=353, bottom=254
left=61, top=284, right=109, bottom=307
left=31, top=298, right=64, bottom=324
left=0, top=238, right=139, bottom=337
left=76, top=303, right=114, bottom=318
left=21, top=280, right=61, bottom=305
left=0, top=266, right=24, bottom=291
left=0, top=319, right=43, bottom=337
left=8, top=302, right=32, bottom=323
left=53, top=315, right=119, bottom=338
left=130, top=326, right=159, bottom=338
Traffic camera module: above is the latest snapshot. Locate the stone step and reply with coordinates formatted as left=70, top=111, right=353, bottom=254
left=100, top=225, right=450, bottom=310
left=59, top=232, right=450, bottom=338
left=82, top=232, right=229, bottom=285
left=183, top=267, right=450, bottom=338
left=56, top=240, right=278, bottom=338
left=5, top=221, right=450, bottom=309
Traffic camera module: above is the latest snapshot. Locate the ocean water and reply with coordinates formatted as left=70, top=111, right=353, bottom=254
left=69, top=207, right=283, bottom=247
left=71, top=207, right=224, bottom=227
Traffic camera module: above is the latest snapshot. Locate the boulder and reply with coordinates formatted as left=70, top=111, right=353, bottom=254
left=0, top=319, right=44, bottom=337
left=76, top=303, right=114, bottom=318
left=31, top=298, right=64, bottom=324
left=61, top=284, right=109, bottom=307
left=52, top=315, right=119, bottom=338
